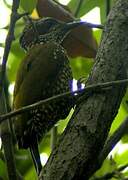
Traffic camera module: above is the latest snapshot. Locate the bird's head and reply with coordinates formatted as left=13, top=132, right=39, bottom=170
left=20, top=17, right=83, bottom=51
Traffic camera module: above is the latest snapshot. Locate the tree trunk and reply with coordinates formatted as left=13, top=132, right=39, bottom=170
left=40, top=0, right=128, bottom=179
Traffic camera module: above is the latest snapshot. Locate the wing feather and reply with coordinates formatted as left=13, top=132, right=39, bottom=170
left=13, top=43, right=68, bottom=109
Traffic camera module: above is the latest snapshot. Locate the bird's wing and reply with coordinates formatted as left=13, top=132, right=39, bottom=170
left=13, top=43, right=68, bottom=109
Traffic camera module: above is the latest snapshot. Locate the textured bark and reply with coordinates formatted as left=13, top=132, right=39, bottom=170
left=40, top=0, right=128, bottom=179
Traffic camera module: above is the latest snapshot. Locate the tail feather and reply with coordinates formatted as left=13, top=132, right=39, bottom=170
left=29, top=136, right=42, bottom=175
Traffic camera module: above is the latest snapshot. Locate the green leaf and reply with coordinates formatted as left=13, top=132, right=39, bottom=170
left=20, top=0, right=37, bottom=13
left=7, top=39, right=25, bottom=82
left=70, top=57, right=94, bottom=80
left=110, top=104, right=127, bottom=134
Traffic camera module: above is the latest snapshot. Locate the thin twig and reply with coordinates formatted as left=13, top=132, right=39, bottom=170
left=0, top=78, right=128, bottom=123
left=51, top=126, right=58, bottom=151
left=98, top=117, right=128, bottom=166
left=3, top=0, right=11, bottom=9
left=0, top=0, right=25, bottom=97
left=74, top=0, right=84, bottom=17
left=106, top=0, right=111, bottom=16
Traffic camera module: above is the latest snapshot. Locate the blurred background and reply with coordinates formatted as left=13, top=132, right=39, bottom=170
left=0, top=0, right=128, bottom=179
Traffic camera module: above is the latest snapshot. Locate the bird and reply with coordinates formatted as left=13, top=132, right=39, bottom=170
left=13, top=17, right=102, bottom=175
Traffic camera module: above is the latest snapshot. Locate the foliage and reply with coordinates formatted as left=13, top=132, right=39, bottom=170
left=0, top=0, right=128, bottom=179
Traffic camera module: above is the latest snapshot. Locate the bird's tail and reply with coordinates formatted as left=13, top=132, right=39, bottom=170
left=29, top=135, right=42, bottom=176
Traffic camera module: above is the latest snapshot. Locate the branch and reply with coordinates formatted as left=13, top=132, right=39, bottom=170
left=0, top=0, right=26, bottom=96
left=0, top=88, right=17, bottom=180
left=0, top=79, right=128, bottom=123
left=0, top=0, right=22, bottom=179
left=98, top=117, right=128, bottom=166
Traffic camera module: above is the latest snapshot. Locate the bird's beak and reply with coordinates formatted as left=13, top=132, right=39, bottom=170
left=63, top=20, right=103, bottom=31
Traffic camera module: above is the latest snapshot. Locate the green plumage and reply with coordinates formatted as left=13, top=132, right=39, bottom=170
left=13, top=42, right=73, bottom=148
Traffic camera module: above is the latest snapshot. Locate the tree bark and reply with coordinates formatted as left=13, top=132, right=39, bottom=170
left=40, top=0, right=128, bottom=179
